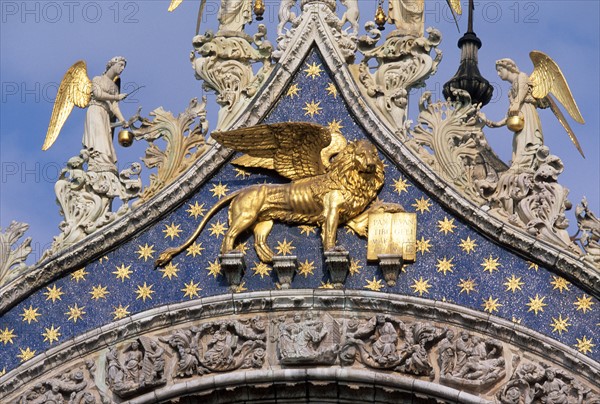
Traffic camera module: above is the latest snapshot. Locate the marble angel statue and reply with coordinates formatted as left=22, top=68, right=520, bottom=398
left=388, top=0, right=461, bottom=37
left=481, top=51, right=585, bottom=171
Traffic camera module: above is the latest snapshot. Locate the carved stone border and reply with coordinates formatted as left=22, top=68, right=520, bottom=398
left=1, top=290, right=598, bottom=400
left=1, top=2, right=597, bottom=315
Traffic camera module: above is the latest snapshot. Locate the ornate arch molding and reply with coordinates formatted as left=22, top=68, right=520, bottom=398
left=2, top=291, right=598, bottom=403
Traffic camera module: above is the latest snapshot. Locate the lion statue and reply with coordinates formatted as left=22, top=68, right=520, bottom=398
left=156, top=122, right=385, bottom=266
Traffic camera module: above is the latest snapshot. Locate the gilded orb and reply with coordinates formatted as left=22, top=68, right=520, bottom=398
left=118, top=130, right=134, bottom=147
left=507, top=113, right=525, bottom=132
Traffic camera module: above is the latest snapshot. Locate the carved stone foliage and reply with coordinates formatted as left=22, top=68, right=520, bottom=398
left=0, top=221, right=32, bottom=287
left=271, top=311, right=340, bottom=365
left=574, top=197, right=600, bottom=266
left=354, top=28, right=442, bottom=134
left=105, top=337, right=166, bottom=397
left=497, top=360, right=600, bottom=404
left=409, top=90, right=496, bottom=202
left=191, top=27, right=273, bottom=130
left=478, top=146, right=579, bottom=254
left=438, top=330, right=506, bottom=392
left=162, top=317, right=267, bottom=378
left=132, top=98, right=209, bottom=208
left=15, top=362, right=104, bottom=404
left=46, top=150, right=141, bottom=258
left=339, top=315, right=444, bottom=377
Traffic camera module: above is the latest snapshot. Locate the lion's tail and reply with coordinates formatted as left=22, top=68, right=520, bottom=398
left=155, top=189, right=242, bottom=268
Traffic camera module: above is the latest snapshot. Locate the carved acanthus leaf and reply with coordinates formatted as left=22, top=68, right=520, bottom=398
left=0, top=221, right=32, bottom=287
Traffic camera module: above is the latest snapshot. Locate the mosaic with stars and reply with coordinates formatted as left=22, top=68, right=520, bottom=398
left=0, top=50, right=597, bottom=375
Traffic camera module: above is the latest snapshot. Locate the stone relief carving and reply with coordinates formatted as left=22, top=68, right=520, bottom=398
left=162, top=317, right=267, bottom=377
left=271, top=311, right=340, bottom=365
left=44, top=150, right=141, bottom=258
left=353, top=27, right=442, bottom=135
left=339, top=315, right=444, bottom=376
left=105, top=338, right=166, bottom=397
left=277, top=0, right=299, bottom=38
left=497, top=360, right=599, bottom=404
left=408, top=89, right=498, bottom=201
left=478, top=146, right=579, bottom=254
left=191, top=26, right=273, bottom=130
left=438, top=330, right=506, bottom=392
left=0, top=221, right=32, bottom=287
left=132, top=98, right=209, bottom=208
left=574, top=197, right=600, bottom=266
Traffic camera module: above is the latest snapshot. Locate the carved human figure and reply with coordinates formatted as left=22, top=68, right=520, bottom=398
left=438, top=330, right=455, bottom=376
left=453, top=331, right=471, bottom=375
left=218, top=0, right=252, bottom=33
left=296, top=313, right=328, bottom=357
left=123, top=341, right=143, bottom=385
left=535, top=369, right=569, bottom=404
left=456, top=357, right=505, bottom=381
left=372, top=315, right=399, bottom=365
left=84, top=57, right=128, bottom=174
left=387, top=0, right=425, bottom=36
left=279, top=314, right=303, bottom=357
left=484, top=59, right=544, bottom=171
left=204, top=324, right=235, bottom=367
left=105, top=347, right=124, bottom=389
left=142, top=340, right=165, bottom=384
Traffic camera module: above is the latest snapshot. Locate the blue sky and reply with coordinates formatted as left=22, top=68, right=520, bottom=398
left=1, top=1, right=598, bottom=263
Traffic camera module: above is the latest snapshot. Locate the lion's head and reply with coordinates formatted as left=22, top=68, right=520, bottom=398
left=329, top=140, right=385, bottom=199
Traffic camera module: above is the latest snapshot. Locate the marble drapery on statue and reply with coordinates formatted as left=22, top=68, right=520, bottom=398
left=218, top=0, right=252, bottom=33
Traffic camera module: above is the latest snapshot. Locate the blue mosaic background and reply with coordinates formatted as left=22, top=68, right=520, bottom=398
left=0, top=50, right=598, bottom=374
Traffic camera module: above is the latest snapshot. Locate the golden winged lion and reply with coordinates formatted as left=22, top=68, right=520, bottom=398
left=156, top=122, right=385, bottom=266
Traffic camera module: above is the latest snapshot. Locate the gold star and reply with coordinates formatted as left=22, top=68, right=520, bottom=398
left=393, top=177, right=410, bottom=194
left=252, top=262, right=272, bottom=278
left=436, top=257, right=454, bottom=275
left=327, top=119, right=344, bottom=133
left=482, top=296, right=502, bottom=313
left=70, top=268, right=88, bottom=282
left=304, top=62, right=322, bottom=79
left=365, top=277, right=385, bottom=292
left=112, top=304, right=130, bottom=320
left=412, top=197, right=431, bottom=214
left=458, top=278, right=477, bottom=294
left=65, top=304, right=85, bottom=323
left=349, top=259, right=362, bottom=276
left=17, top=347, right=35, bottom=362
left=207, top=259, right=222, bottom=278
left=211, top=181, right=229, bottom=199
left=135, top=282, right=154, bottom=302
left=0, top=368, right=4, bottom=377
left=416, top=237, right=432, bottom=255
left=209, top=220, right=228, bottom=238
left=512, top=317, right=522, bottom=324
left=98, top=256, right=109, bottom=264
left=551, top=314, right=570, bottom=335
left=235, top=241, right=249, bottom=255
left=344, top=225, right=356, bottom=235
left=0, top=327, right=16, bottom=344
left=234, top=167, right=251, bottom=179
left=526, top=294, right=547, bottom=315
left=319, top=281, right=335, bottom=289
left=574, top=295, right=594, bottom=313
left=163, top=223, right=182, bottom=240
left=181, top=281, right=202, bottom=299
left=411, top=277, right=431, bottom=296
left=527, top=261, right=539, bottom=271
left=574, top=336, right=595, bottom=354
left=42, top=325, right=61, bottom=345
left=113, top=264, right=133, bottom=282
left=234, top=281, right=248, bottom=293
left=299, top=225, right=317, bottom=236
left=303, top=100, right=322, bottom=117
left=286, top=83, right=301, bottom=98
left=20, top=305, right=41, bottom=324
left=187, top=201, right=206, bottom=219
left=90, top=285, right=109, bottom=300
left=504, top=275, right=524, bottom=293
left=326, top=82, right=338, bottom=98
left=551, top=276, right=570, bottom=293
left=276, top=239, right=295, bottom=255
left=481, top=255, right=501, bottom=274
left=186, top=242, right=205, bottom=257
left=44, top=285, right=64, bottom=303
left=298, top=259, right=315, bottom=277
left=438, top=217, right=456, bottom=235
left=459, top=237, right=477, bottom=254
left=160, top=262, right=179, bottom=280
left=136, top=243, right=155, bottom=261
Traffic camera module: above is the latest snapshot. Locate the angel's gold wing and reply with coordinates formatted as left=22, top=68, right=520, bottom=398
left=529, top=51, right=585, bottom=157
left=168, top=0, right=183, bottom=12
left=212, top=122, right=337, bottom=181
left=42, top=61, right=92, bottom=151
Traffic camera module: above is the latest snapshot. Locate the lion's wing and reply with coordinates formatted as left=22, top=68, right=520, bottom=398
left=212, top=122, right=333, bottom=180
